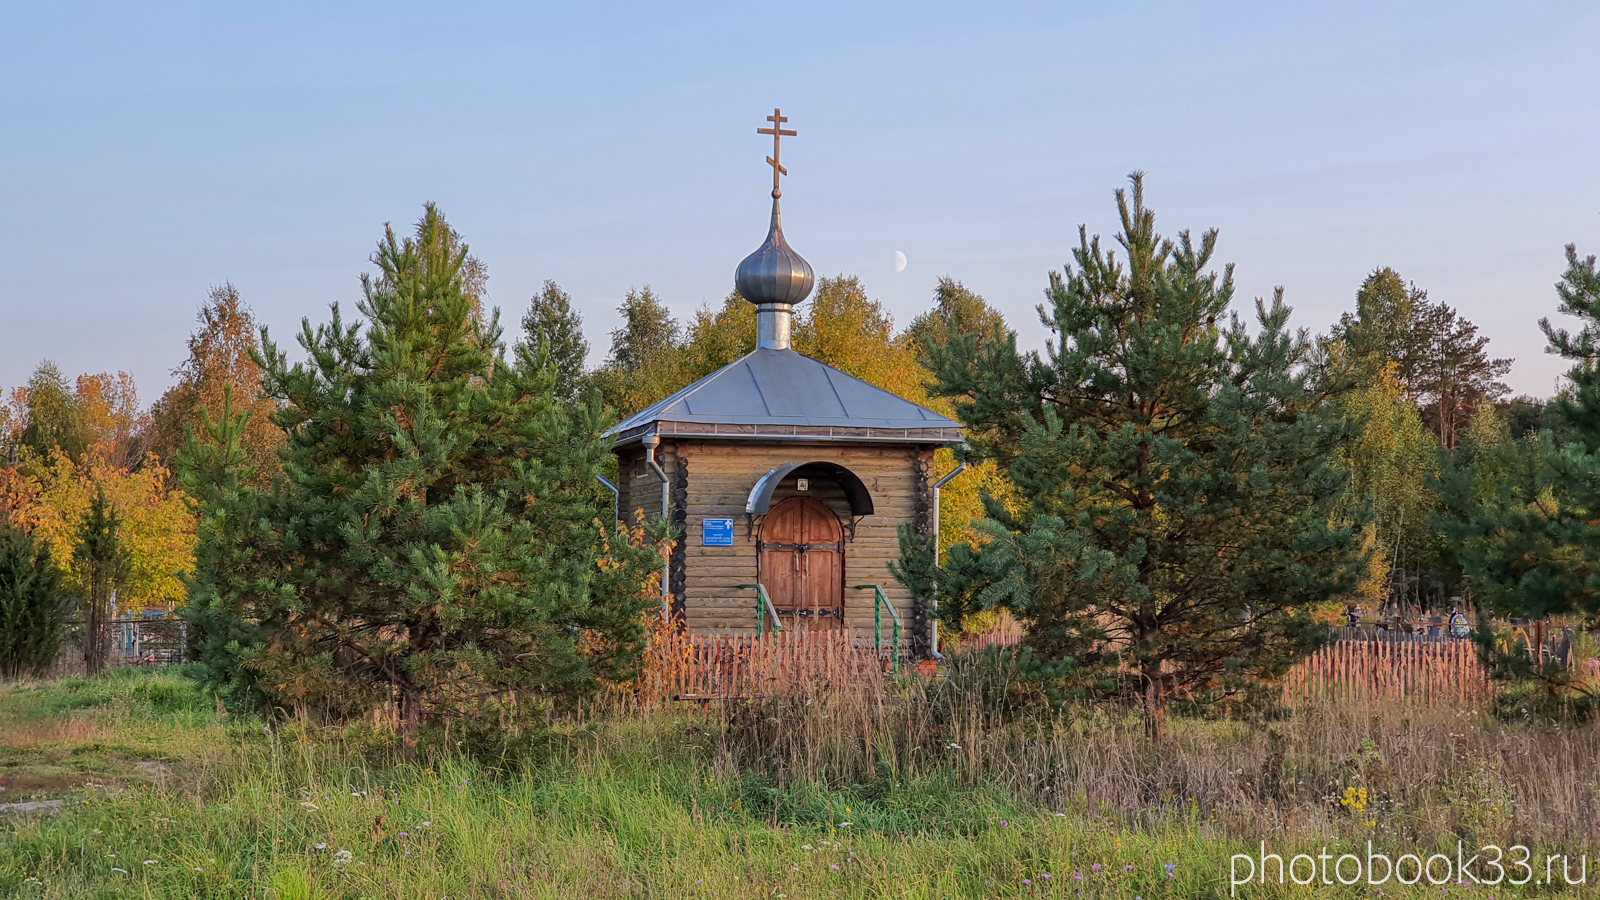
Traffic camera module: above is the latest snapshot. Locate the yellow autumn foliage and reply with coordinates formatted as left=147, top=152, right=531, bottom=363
left=8, top=446, right=196, bottom=612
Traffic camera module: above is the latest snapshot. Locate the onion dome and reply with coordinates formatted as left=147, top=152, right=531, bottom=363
left=735, top=197, right=814, bottom=307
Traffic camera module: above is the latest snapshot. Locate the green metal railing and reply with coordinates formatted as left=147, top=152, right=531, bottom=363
left=854, top=584, right=902, bottom=674
left=738, top=583, right=783, bottom=637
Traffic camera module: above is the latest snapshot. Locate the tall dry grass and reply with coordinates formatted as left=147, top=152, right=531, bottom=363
left=622, top=635, right=1600, bottom=850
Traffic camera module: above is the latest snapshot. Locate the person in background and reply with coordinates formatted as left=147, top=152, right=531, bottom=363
left=1346, top=605, right=1363, bottom=628
left=1449, top=607, right=1470, bottom=638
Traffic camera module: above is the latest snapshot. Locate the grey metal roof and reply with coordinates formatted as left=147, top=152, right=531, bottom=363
left=609, top=348, right=963, bottom=446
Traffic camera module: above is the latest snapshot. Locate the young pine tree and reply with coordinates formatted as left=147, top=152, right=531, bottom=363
left=176, top=386, right=270, bottom=704
left=907, top=175, right=1364, bottom=740
left=517, top=280, right=590, bottom=404
left=216, top=205, right=660, bottom=741
left=0, top=527, right=67, bottom=678
left=73, top=488, right=127, bottom=675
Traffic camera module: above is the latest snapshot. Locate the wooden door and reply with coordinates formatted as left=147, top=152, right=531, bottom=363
left=758, top=497, right=844, bottom=630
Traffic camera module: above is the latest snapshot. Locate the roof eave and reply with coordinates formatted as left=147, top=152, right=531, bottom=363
left=609, top=420, right=964, bottom=448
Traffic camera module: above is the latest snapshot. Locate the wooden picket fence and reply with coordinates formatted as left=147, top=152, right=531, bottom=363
left=1283, top=637, right=1492, bottom=707
left=627, top=623, right=1494, bottom=709
left=960, top=631, right=1024, bottom=651
left=637, top=627, right=887, bottom=705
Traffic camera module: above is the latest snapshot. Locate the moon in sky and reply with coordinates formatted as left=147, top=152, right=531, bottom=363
left=893, top=250, right=907, bottom=273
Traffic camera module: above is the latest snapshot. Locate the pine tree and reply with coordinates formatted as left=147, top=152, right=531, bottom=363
left=207, top=204, right=661, bottom=742
left=0, top=526, right=67, bottom=678
left=517, top=280, right=590, bottom=404
left=175, top=386, right=269, bottom=702
left=1543, top=245, right=1600, bottom=451
left=1419, top=301, right=1511, bottom=450
left=910, top=175, right=1363, bottom=739
left=73, top=488, right=126, bottom=675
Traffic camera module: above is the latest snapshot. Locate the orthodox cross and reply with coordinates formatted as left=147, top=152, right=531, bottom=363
left=756, top=107, right=796, bottom=197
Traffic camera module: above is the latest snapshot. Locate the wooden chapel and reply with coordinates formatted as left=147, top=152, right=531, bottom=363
left=607, top=109, right=963, bottom=656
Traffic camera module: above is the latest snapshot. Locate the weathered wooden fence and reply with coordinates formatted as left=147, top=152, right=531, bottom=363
left=636, top=626, right=1495, bottom=709
left=1283, top=636, right=1491, bottom=707
left=638, top=627, right=885, bottom=704
left=960, top=631, right=1023, bottom=651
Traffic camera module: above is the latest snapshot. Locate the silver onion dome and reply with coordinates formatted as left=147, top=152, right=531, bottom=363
left=735, top=197, right=814, bottom=307
left=739, top=107, right=812, bottom=350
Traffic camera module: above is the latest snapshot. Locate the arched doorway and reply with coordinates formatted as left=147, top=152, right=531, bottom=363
left=758, top=496, right=844, bottom=629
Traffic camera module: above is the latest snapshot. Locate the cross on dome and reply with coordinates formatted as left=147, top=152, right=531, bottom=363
left=756, top=107, right=796, bottom=198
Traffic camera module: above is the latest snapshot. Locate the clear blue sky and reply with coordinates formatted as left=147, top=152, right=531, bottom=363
left=3, top=2, right=1597, bottom=399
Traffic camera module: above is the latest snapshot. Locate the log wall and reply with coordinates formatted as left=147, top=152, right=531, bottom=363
left=619, top=440, right=929, bottom=642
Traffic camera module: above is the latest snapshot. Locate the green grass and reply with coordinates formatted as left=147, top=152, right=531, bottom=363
left=0, top=668, right=223, bottom=798
left=0, top=668, right=1587, bottom=898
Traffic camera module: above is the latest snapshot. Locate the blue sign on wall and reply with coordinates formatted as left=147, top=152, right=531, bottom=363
left=702, top=517, right=735, bottom=547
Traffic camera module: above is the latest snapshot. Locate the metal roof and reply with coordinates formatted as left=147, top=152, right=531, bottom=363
left=609, top=348, right=963, bottom=446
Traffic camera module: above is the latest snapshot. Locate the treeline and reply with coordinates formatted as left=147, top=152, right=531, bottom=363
left=0, top=178, right=1590, bottom=739
left=0, top=285, right=282, bottom=675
